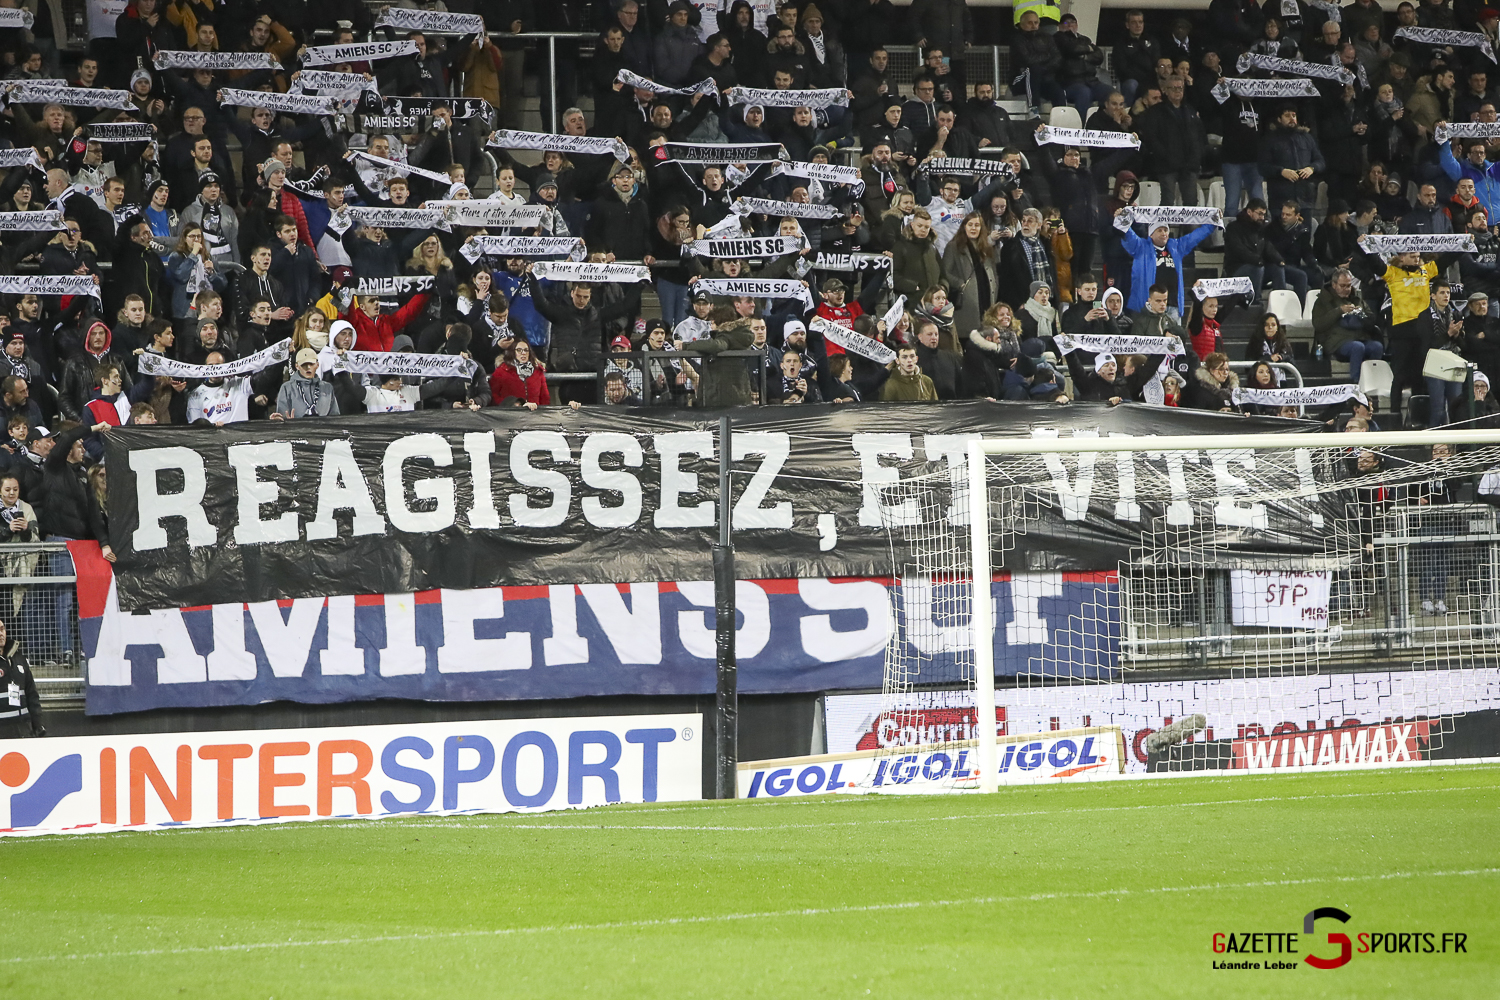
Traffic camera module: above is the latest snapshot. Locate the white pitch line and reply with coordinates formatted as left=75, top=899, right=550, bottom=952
left=285, top=781, right=1500, bottom=834
left=9, top=867, right=1497, bottom=966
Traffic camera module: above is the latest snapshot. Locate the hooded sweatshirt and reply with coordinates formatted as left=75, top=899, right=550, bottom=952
left=275, top=367, right=339, bottom=418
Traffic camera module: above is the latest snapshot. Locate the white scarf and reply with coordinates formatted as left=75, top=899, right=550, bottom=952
left=153, top=50, right=277, bottom=71
left=1360, top=233, right=1478, bottom=258
left=140, top=339, right=292, bottom=378
left=1394, top=26, right=1495, bottom=63
left=1236, top=52, right=1355, bottom=85
left=0, top=8, right=33, bottom=27
left=615, top=69, right=718, bottom=98
left=0, top=148, right=43, bottom=170
left=461, top=236, right=584, bottom=262
left=531, top=261, right=651, bottom=283
left=0, top=273, right=99, bottom=301
left=1115, top=206, right=1225, bottom=232
left=220, top=88, right=338, bottom=115
left=352, top=275, right=437, bottom=297
left=374, top=7, right=486, bottom=34
left=348, top=205, right=450, bottom=231
left=1232, top=384, right=1367, bottom=407
left=694, top=278, right=815, bottom=312
left=1211, top=77, right=1321, bottom=102
left=0, top=211, right=64, bottom=231
left=426, top=200, right=548, bottom=228
left=327, top=348, right=478, bottom=379
left=1435, top=121, right=1500, bottom=143
left=302, top=40, right=419, bottom=66
left=732, top=196, right=840, bottom=220
left=1036, top=125, right=1141, bottom=148
left=352, top=150, right=453, bottom=185
left=1056, top=333, right=1186, bottom=355
left=6, top=83, right=131, bottom=108
left=810, top=317, right=896, bottom=363
left=684, top=234, right=800, bottom=257
left=882, top=295, right=907, bottom=334
left=725, top=86, right=849, bottom=108
left=1194, top=276, right=1257, bottom=299
left=488, top=129, right=630, bottom=162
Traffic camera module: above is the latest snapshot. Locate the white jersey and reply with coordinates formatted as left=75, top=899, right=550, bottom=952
left=186, top=377, right=252, bottom=425
left=925, top=195, right=973, bottom=256
left=363, top=384, right=420, bottom=413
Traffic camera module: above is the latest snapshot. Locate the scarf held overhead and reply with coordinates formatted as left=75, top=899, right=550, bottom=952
left=138, top=339, right=293, bottom=379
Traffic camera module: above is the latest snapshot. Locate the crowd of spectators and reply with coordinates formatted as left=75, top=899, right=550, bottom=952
left=2, top=0, right=1500, bottom=622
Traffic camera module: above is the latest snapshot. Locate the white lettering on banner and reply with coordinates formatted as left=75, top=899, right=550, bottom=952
left=125, top=427, right=1383, bottom=554
left=0, top=716, right=701, bottom=835
left=797, top=579, right=891, bottom=663
left=676, top=581, right=771, bottom=659
left=1007, top=573, right=1062, bottom=646
left=437, top=588, right=531, bottom=672
left=1230, top=569, right=1330, bottom=628
left=580, top=583, right=662, bottom=664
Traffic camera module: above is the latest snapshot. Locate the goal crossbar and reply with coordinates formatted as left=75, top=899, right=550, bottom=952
left=964, top=427, right=1500, bottom=792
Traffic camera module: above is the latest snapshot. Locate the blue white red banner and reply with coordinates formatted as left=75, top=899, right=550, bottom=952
left=74, top=543, right=1119, bottom=715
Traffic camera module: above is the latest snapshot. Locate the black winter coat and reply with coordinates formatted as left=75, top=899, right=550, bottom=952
left=586, top=191, right=652, bottom=260
left=35, top=427, right=106, bottom=542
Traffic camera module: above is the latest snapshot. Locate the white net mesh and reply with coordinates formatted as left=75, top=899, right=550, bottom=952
left=872, top=436, right=1500, bottom=785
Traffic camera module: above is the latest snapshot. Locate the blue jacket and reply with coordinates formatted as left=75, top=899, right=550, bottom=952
left=1119, top=224, right=1216, bottom=312
left=1439, top=141, right=1500, bottom=223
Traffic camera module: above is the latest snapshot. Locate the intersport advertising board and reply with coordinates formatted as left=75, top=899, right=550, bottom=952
left=0, top=715, right=701, bottom=837
left=824, top=667, right=1500, bottom=771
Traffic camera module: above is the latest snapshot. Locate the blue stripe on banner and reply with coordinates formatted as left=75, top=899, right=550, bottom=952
left=82, top=576, right=1120, bottom=714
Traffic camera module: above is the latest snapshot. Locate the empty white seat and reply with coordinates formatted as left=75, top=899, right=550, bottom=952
left=1267, top=289, right=1306, bottom=329
left=1049, top=105, right=1083, bottom=129
left=1137, top=180, right=1162, bottom=206
left=1206, top=179, right=1226, bottom=213
left=1359, top=359, right=1395, bottom=401
left=1303, top=289, right=1320, bottom=322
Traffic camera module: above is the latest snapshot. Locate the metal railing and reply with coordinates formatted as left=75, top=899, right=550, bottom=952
left=1120, top=502, right=1500, bottom=672
left=0, top=542, right=85, bottom=704
left=545, top=349, right=770, bottom=405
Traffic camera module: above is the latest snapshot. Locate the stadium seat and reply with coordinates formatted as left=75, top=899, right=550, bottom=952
left=998, top=98, right=1030, bottom=115
left=1407, top=394, right=1431, bottom=428
left=1206, top=179, right=1226, bottom=213
left=1049, top=105, right=1083, bottom=129
left=1137, top=180, right=1161, bottom=206
left=1303, top=289, right=1320, bottom=322
left=1266, top=289, right=1305, bottom=329
left=1358, top=359, right=1395, bottom=404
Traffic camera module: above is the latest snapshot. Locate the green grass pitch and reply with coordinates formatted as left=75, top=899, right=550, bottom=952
left=3, top=764, right=1497, bottom=998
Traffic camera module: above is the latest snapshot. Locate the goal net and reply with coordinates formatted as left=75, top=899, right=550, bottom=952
left=871, top=428, right=1500, bottom=792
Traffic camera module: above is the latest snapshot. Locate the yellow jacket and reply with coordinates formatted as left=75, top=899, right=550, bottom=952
left=1384, top=260, right=1438, bottom=326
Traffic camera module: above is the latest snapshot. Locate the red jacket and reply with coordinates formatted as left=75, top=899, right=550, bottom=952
left=278, top=189, right=315, bottom=254
left=342, top=294, right=430, bottom=352
left=490, top=362, right=550, bottom=406
left=814, top=302, right=863, bottom=356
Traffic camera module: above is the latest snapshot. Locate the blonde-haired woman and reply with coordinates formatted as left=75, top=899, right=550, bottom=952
left=404, top=232, right=458, bottom=326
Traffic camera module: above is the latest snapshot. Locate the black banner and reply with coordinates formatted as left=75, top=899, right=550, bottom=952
left=105, top=404, right=1324, bottom=611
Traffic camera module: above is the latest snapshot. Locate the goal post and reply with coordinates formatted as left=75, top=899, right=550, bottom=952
left=872, top=425, right=1500, bottom=794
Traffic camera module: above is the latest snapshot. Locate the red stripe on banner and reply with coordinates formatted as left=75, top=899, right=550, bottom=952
left=415, top=590, right=441, bottom=604
left=354, top=594, right=385, bottom=607
left=67, top=540, right=112, bottom=620
left=504, top=585, right=551, bottom=601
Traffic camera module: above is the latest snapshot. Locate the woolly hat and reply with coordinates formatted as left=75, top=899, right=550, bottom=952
left=392, top=334, right=415, bottom=353
left=1094, top=352, right=1117, bottom=373
left=262, top=158, right=287, bottom=182
left=802, top=3, right=824, bottom=22
left=197, top=172, right=221, bottom=190
left=129, top=68, right=152, bottom=92
left=1029, top=280, right=1051, bottom=298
